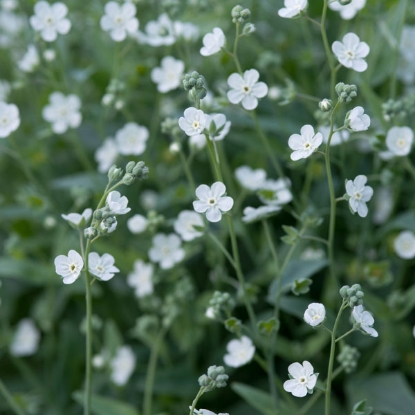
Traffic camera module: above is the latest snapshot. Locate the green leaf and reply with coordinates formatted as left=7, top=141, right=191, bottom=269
left=230, top=382, right=275, bottom=415
left=346, top=372, right=415, bottom=415
left=72, top=392, right=140, bottom=415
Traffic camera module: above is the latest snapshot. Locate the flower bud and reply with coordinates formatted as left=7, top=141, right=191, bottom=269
left=242, top=22, right=256, bottom=36
left=319, top=98, right=333, bottom=112
left=108, top=165, right=123, bottom=182
left=123, top=173, right=135, bottom=185
left=335, top=82, right=358, bottom=103
left=84, top=227, right=97, bottom=240
left=126, top=161, right=135, bottom=173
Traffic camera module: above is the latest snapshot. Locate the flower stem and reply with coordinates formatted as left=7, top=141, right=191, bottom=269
left=189, top=387, right=206, bottom=415
left=325, top=302, right=347, bottom=415
left=233, top=23, right=243, bottom=74
left=0, top=378, right=25, bottom=415
left=335, top=327, right=356, bottom=343
left=207, top=232, right=238, bottom=271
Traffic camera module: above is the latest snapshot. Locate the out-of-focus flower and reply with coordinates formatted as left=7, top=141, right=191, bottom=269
left=0, top=101, right=20, bottom=138
left=61, top=208, right=92, bottom=228
left=127, top=260, right=154, bottom=297
left=95, top=138, right=118, bottom=173
left=151, top=56, right=184, bottom=93
left=278, top=0, right=308, bottom=19
left=100, top=1, right=138, bottom=42
left=17, top=44, right=39, bottom=72
left=394, top=231, right=415, bottom=259
left=329, top=0, right=366, bottom=20
left=200, top=27, right=225, bottom=56
left=10, top=319, right=40, bottom=357
left=174, top=210, right=204, bottom=241
left=148, top=233, right=185, bottom=269
left=110, top=345, right=136, bottom=386
left=115, top=122, right=149, bottom=155
left=386, top=126, right=413, bottom=157
left=127, top=214, right=148, bottom=234
left=223, top=336, right=255, bottom=367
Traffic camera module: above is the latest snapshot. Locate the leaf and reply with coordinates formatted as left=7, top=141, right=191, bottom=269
left=230, top=382, right=275, bottom=415
left=346, top=372, right=415, bottom=415
left=72, top=392, right=139, bottom=415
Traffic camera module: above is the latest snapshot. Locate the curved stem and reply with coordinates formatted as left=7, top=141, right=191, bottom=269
left=189, top=387, right=206, bottom=415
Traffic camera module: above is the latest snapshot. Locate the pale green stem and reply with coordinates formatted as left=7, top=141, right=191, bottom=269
left=296, top=92, right=321, bottom=102
left=300, top=235, right=329, bottom=246
left=335, top=327, right=356, bottom=343
left=207, top=232, right=238, bottom=271
left=143, top=328, right=167, bottom=415
left=189, top=387, right=206, bottom=415
left=233, top=23, right=243, bottom=74
left=325, top=302, right=347, bottom=415
left=178, top=146, right=195, bottom=189
left=0, top=378, right=25, bottom=415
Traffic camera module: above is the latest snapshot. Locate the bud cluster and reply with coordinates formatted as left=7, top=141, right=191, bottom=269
left=161, top=117, right=182, bottom=139
left=123, top=161, right=149, bottom=185
left=198, top=365, right=229, bottom=392
left=208, top=291, right=236, bottom=319
left=339, top=284, right=364, bottom=307
left=182, top=71, right=207, bottom=101
left=382, top=93, right=415, bottom=122
left=231, top=5, right=251, bottom=24
left=337, top=344, right=360, bottom=373
left=335, top=82, right=357, bottom=103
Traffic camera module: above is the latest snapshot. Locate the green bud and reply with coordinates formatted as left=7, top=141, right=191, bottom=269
left=93, top=209, right=103, bottom=220
left=198, top=374, right=210, bottom=387
left=340, top=286, right=349, bottom=298
left=123, top=173, right=135, bottom=185
left=108, top=165, right=123, bottom=182
left=335, top=82, right=358, bottom=103
left=319, top=98, right=333, bottom=112
left=231, top=5, right=251, bottom=24
left=225, top=317, right=242, bottom=334
left=231, top=5, right=243, bottom=18
left=189, top=87, right=208, bottom=101
left=84, top=226, right=97, bottom=240
left=126, top=161, right=135, bottom=173
left=257, top=317, right=279, bottom=336
left=242, top=22, right=256, bottom=36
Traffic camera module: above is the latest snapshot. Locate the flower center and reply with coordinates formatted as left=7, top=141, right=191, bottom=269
left=243, top=85, right=251, bottom=94
left=158, top=26, right=168, bottom=36
left=192, top=121, right=200, bottom=129
left=354, top=192, right=362, bottom=200
left=397, top=138, right=406, bottom=147
left=312, top=314, right=321, bottom=320
left=299, top=376, right=307, bottom=384
left=96, top=265, right=104, bottom=272
left=69, top=263, right=77, bottom=273
left=0, top=117, right=8, bottom=125
left=162, top=246, right=171, bottom=255
left=346, top=50, right=355, bottom=59
left=45, top=16, right=54, bottom=25
left=208, top=198, right=216, bottom=206
left=115, top=15, right=124, bottom=25
left=304, top=142, right=311, bottom=150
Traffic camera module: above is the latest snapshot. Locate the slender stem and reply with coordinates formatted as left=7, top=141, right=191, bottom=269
left=296, top=92, right=321, bottom=102
left=178, top=146, right=195, bottom=189
left=233, top=23, right=243, bottom=74
left=262, top=220, right=280, bottom=271
left=143, top=328, right=166, bottom=415
left=0, top=378, right=25, bottom=415
left=207, top=232, right=238, bottom=271
left=404, top=157, right=415, bottom=182
left=300, top=235, right=329, bottom=246
left=335, top=327, right=356, bottom=343
left=84, top=240, right=93, bottom=415
left=189, top=387, right=206, bottom=415
left=325, top=302, right=347, bottom=415
left=305, top=14, right=321, bottom=28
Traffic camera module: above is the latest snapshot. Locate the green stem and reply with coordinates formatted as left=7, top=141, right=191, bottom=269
left=296, top=92, right=321, bottom=102
left=233, top=23, right=243, bottom=74
left=300, top=235, right=329, bottom=246
left=207, top=232, right=238, bottom=271
left=325, top=302, right=347, bottom=415
left=189, top=387, right=206, bottom=415
left=178, top=146, right=195, bottom=189
left=0, top=378, right=25, bottom=415
left=262, top=220, right=280, bottom=271
left=143, top=328, right=166, bottom=415
left=84, top=240, right=93, bottom=415
left=335, top=327, right=356, bottom=343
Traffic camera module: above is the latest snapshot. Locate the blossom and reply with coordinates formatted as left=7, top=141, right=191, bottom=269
left=235, top=165, right=267, bottom=191
left=283, top=361, right=317, bottom=397
left=115, top=122, right=149, bottom=155
left=127, top=259, right=154, bottom=297
left=193, top=182, right=234, bottom=223
left=200, top=27, right=225, bottom=56
left=174, top=210, right=204, bottom=241
left=278, top=0, right=308, bottom=19
left=385, top=126, right=413, bottom=157
left=106, top=191, right=131, bottom=215
left=100, top=1, right=138, bottom=42
left=95, top=138, right=118, bottom=173
left=61, top=208, right=92, bottom=228
left=10, top=319, right=40, bottom=357
left=352, top=305, right=378, bottom=337
left=138, top=13, right=175, bottom=46
left=193, top=409, right=229, bottom=415
left=54, top=250, right=84, bottom=284
left=178, top=107, right=207, bottom=136
left=148, top=233, right=185, bottom=269
left=394, top=231, right=415, bottom=259
left=258, top=178, right=293, bottom=206
left=17, top=44, right=39, bottom=73
left=242, top=205, right=281, bottom=224
left=110, top=345, right=136, bottom=386
left=0, top=101, right=20, bottom=138
left=319, top=125, right=350, bottom=146
left=227, top=69, right=268, bottom=110
left=205, top=113, right=231, bottom=141
left=88, top=252, right=119, bottom=281
left=42, top=92, right=82, bottom=134
left=288, top=125, right=323, bottom=161
left=151, top=56, right=184, bottom=93
left=127, top=214, right=148, bottom=234
left=30, top=1, right=71, bottom=42
left=346, top=106, right=370, bottom=131
left=304, top=303, right=326, bottom=327
left=345, top=175, right=373, bottom=218
left=223, top=336, right=255, bottom=368
left=332, top=33, right=370, bottom=72
left=0, top=11, right=25, bottom=48
left=329, top=0, right=366, bottom=20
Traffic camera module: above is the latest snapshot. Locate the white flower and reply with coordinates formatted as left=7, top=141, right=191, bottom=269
left=30, top=1, right=71, bottom=42
left=95, top=138, right=118, bottom=173
left=54, top=250, right=84, bottom=284
left=278, top=0, right=308, bottom=19
left=205, top=307, right=216, bottom=319
left=174, top=21, right=199, bottom=41
left=319, top=125, right=350, bottom=146
left=345, top=175, right=373, bottom=218
left=223, top=336, right=255, bottom=368
left=0, top=101, right=20, bottom=138
left=205, top=113, right=231, bottom=141
left=17, top=44, right=39, bottom=73
left=174, top=210, right=204, bottom=241
left=386, top=126, right=413, bottom=157
left=235, top=165, right=267, bottom=191
left=127, top=214, right=148, bottom=234
left=227, top=69, right=268, bottom=110
left=193, top=182, right=234, bottom=223
left=189, top=134, right=207, bottom=150
left=139, top=13, right=175, bottom=46
left=346, top=106, right=370, bottom=131
left=301, top=247, right=325, bottom=260
left=332, top=33, right=370, bottom=72
left=352, top=305, right=378, bottom=337
left=61, top=208, right=92, bottom=228
left=100, top=218, right=117, bottom=234
left=151, top=56, right=184, bottom=93
left=242, top=205, right=281, bottom=224
left=0, top=11, right=24, bottom=48
left=394, top=231, right=415, bottom=259
left=100, top=1, right=138, bottom=42
left=178, top=107, right=207, bottom=136
left=283, top=361, right=317, bottom=397
left=1, top=0, right=17, bottom=11
left=140, top=190, right=159, bottom=210
left=148, top=233, right=185, bottom=269
left=43, top=49, right=56, bottom=61
left=110, top=345, right=136, bottom=386
left=115, top=122, right=149, bottom=155
left=0, top=80, right=11, bottom=101
left=329, top=0, right=366, bottom=20
left=193, top=409, right=229, bottom=415
left=288, top=125, right=323, bottom=161
left=42, top=92, right=82, bottom=134
left=399, top=25, right=415, bottom=64
left=127, top=259, right=154, bottom=297
left=304, top=303, right=326, bottom=327
left=200, top=27, right=225, bottom=56
left=10, top=319, right=40, bottom=357
left=88, top=252, right=119, bottom=281
left=106, top=191, right=131, bottom=215
left=259, top=178, right=293, bottom=206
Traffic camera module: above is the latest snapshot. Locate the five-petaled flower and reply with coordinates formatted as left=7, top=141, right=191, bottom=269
left=106, top=191, right=131, bottom=215
left=148, top=233, right=185, bottom=269
left=288, top=125, right=323, bottom=161
left=227, top=69, right=268, bottom=110
left=193, top=182, right=234, bottom=223
left=304, top=303, right=326, bottom=327
left=352, top=305, right=378, bottom=337
left=178, top=107, right=207, bottom=136
left=283, top=361, right=318, bottom=397
left=345, top=106, right=370, bottom=131
left=394, top=230, right=415, bottom=259
left=278, top=0, right=308, bottom=19
left=332, top=32, right=370, bottom=72
left=345, top=175, right=373, bottom=218
left=54, top=250, right=84, bottom=284
left=88, top=252, right=119, bottom=281
left=386, top=126, right=413, bottom=156
left=151, top=56, right=185, bottom=93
